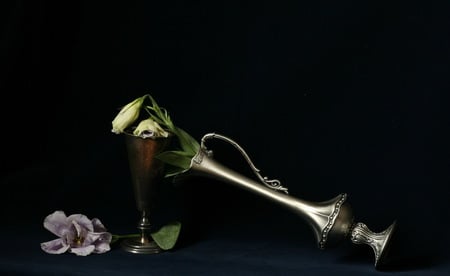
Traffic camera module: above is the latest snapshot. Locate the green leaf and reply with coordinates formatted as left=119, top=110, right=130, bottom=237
left=139, top=94, right=201, bottom=178
left=156, top=150, right=193, bottom=169
left=163, top=165, right=189, bottom=178
left=111, top=234, right=140, bottom=244
left=174, top=127, right=200, bottom=155
left=150, top=221, right=182, bottom=250
left=145, top=94, right=175, bottom=130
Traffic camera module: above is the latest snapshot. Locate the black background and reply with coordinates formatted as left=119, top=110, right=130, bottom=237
left=1, top=0, right=449, bottom=274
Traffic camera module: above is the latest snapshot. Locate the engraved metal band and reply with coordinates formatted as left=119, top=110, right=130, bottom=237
left=318, top=193, right=348, bottom=249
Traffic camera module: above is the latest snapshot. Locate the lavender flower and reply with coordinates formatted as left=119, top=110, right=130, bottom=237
left=40, top=211, right=112, bottom=256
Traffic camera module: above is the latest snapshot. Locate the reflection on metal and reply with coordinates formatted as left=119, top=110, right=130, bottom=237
left=183, top=133, right=397, bottom=268
left=351, top=221, right=397, bottom=267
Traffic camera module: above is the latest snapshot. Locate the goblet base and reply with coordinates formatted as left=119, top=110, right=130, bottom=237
left=121, top=238, right=162, bottom=254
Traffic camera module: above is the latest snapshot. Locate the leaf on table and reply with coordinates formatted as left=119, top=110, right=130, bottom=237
left=150, top=221, right=182, bottom=250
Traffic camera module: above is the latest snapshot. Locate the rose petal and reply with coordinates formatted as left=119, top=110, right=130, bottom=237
left=43, top=211, right=70, bottom=237
left=67, top=214, right=94, bottom=232
left=70, top=245, right=95, bottom=256
left=41, top=238, right=70, bottom=254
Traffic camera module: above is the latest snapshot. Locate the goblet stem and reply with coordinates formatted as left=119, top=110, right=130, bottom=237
left=138, top=211, right=151, bottom=244
left=121, top=207, right=162, bottom=254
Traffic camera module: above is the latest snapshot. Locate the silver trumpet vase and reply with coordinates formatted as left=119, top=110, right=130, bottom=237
left=121, top=132, right=171, bottom=254
left=178, top=133, right=397, bottom=268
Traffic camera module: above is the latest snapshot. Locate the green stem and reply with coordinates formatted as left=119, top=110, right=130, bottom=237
left=111, top=233, right=140, bottom=244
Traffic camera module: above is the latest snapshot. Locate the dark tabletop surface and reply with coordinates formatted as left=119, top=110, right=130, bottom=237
left=1, top=0, right=450, bottom=275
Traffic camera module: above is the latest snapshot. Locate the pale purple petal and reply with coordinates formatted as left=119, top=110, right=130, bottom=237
left=95, top=232, right=112, bottom=247
left=63, top=225, right=76, bottom=245
left=71, top=221, right=83, bottom=239
left=70, top=245, right=95, bottom=256
left=83, top=231, right=102, bottom=246
left=41, top=211, right=113, bottom=256
left=40, top=238, right=70, bottom=254
left=91, top=218, right=113, bottom=254
left=94, top=240, right=111, bottom=254
left=91, top=218, right=107, bottom=232
left=43, top=211, right=70, bottom=237
left=67, top=214, right=94, bottom=232
left=94, top=233, right=112, bottom=254
left=71, top=220, right=97, bottom=249
left=99, top=232, right=112, bottom=244
left=83, top=231, right=111, bottom=254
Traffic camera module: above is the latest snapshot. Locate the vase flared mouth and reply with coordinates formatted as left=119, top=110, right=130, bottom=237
left=123, top=128, right=173, bottom=140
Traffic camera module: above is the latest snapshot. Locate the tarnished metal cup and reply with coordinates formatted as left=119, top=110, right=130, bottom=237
left=121, top=132, right=171, bottom=254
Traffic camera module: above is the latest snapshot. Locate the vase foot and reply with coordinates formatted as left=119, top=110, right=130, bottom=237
left=121, top=238, right=162, bottom=254
left=350, top=220, right=397, bottom=268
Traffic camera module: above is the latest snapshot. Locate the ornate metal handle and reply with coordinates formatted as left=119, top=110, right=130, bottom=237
left=199, top=133, right=289, bottom=194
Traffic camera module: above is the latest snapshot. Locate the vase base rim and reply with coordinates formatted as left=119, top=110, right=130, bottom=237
left=120, top=238, right=162, bottom=254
